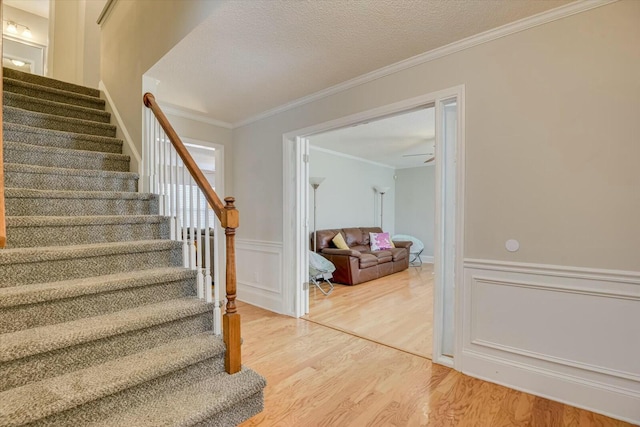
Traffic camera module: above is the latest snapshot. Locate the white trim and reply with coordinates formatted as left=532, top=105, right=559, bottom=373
left=233, top=0, right=616, bottom=128
left=159, top=102, right=233, bottom=129
left=309, top=145, right=395, bottom=169
left=99, top=81, right=142, bottom=173
left=464, top=258, right=640, bottom=284
left=395, top=163, right=435, bottom=170
left=420, top=255, right=434, bottom=264
left=97, top=0, right=118, bottom=25
left=462, top=349, right=640, bottom=425
left=236, top=239, right=285, bottom=314
left=283, top=85, right=466, bottom=370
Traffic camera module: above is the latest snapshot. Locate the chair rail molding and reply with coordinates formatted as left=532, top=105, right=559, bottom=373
left=461, top=258, right=640, bottom=424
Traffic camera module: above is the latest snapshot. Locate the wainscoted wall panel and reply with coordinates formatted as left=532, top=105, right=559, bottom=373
left=236, top=239, right=284, bottom=313
left=462, top=259, right=640, bottom=424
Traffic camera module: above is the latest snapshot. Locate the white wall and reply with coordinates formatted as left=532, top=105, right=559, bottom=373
left=232, top=2, right=640, bottom=422
left=308, top=147, right=395, bottom=233
left=394, top=165, right=435, bottom=259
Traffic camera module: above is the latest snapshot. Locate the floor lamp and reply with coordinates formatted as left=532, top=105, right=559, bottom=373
left=374, top=186, right=390, bottom=230
left=309, top=177, right=325, bottom=252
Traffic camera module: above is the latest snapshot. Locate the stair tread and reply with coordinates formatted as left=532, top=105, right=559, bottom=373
left=0, top=333, right=224, bottom=426
left=4, top=77, right=105, bottom=108
left=0, top=239, right=180, bottom=265
left=5, top=187, right=155, bottom=200
left=4, top=140, right=128, bottom=161
left=3, top=67, right=101, bottom=97
left=0, top=298, right=213, bottom=363
left=4, top=91, right=111, bottom=122
left=0, top=267, right=195, bottom=308
left=3, top=122, right=123, bottom=150
left=87, top=368, right=266, bottom=427
left=4, top=105, right=117, bottom=135
left=6, top=214, right=166, bottom=227
left=3, top=162, right=138, bottom=179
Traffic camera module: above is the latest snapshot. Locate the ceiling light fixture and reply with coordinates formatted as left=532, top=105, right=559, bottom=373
left=4, top=21, right=32, bottom=38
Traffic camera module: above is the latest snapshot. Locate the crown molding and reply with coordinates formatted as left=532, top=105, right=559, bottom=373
left=310, top=145, right=395, bottom=170
left=97, top=0, right=118, bottom=26
left=232, top=0, right=617, bottom=129
left=158, top=103, right=233, bottom=129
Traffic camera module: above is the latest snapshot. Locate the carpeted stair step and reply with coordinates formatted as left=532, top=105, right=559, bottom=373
left=3, top=67, right=100, bottom=97
left=3, top=122, right=123, bottom=154
left=4, top=188, right=158, bottom=217
left=5, top=215, right=169, bottom=248
left=4, top=106, right=117, bottom=137
left=4, top=91, right=111, bottom=123
left=0, top=268, right=197, bottom=334
left=0, top=332, right=226, bottom=425
left=4, top=141, right=130, bottom=172
left=3, top=163, right=137, bottom=192
left=82, top=369, right=265, bottom=427
left=3, top=77, right=105, bottom=110
left=0, top=240, right=181, bottom=288
left=0, top=300, right=215, bottom=393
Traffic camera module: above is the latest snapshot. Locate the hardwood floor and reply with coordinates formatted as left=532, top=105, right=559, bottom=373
left=238, top=302, right=632, bottom=427
left=306, top=264, right=434, bottom=358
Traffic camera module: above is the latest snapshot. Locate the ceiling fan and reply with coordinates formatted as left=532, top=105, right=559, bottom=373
left=402, top=153, right=435, bottom=163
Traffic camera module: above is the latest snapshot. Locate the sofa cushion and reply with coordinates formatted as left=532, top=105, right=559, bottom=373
left=332, top=232, right=349, bottom=250
left=343, top=228, right=364, bottom=246
left=360, top=227, right=382, bottom=245
left=316, top=229, right=340, bottom=251
left=359, top=253, right=378, bottom=269
left=370, top=232, right=393, bottom=251
left=351, top=245, right=369, bottom=253
left=388, top=247, right=408, bottom=262
left=363, top=250, right=393, bottom=263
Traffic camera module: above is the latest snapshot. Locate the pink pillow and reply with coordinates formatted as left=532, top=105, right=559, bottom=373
left=370, top=232, right=392, bottom=251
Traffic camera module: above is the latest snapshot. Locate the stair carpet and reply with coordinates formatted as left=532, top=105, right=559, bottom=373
left=0, top=68, right=265, bottom=426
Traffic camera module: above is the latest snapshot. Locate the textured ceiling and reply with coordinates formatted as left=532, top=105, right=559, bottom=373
left=309, top=107, right=435, bottom=169
left=147, top=0, right=571, bottom=125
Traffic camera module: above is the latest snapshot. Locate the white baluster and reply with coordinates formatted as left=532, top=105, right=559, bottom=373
left=158, top=127, right=165, bottom=215
left=204, top=207, right=213, bottom=304
left=142, top=110, right=148, bottom=193
left=196, top=188, right=204, bottom=299
left=182, top=162, right=188, bottom=267
left=170, top=148, right=177, bottom=240
left=213, top=213, right=221, bottom=335
left=164, top=132, right=170, bottom=217
left=189, top=177, right=197, bottom=272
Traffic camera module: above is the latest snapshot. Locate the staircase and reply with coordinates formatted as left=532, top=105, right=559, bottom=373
left=0, top=68, right=265, bottom=426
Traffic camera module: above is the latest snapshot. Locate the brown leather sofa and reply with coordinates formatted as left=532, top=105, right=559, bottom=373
left=314, top=227, right=412, bottom=285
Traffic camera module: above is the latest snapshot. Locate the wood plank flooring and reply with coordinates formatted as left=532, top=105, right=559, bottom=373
left=306, top=264, right=434, bottom=358
left=238, top=302, right=632, bottom=427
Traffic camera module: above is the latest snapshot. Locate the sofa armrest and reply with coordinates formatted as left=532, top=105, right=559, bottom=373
left=321, top=248, right=362, bottom=258
left=392, top=240, right=413, bottom=249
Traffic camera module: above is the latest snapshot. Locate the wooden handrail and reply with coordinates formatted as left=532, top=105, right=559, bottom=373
left=143, top=93, right=241, bottom=374
left=0, top=1, right=6, bottom=250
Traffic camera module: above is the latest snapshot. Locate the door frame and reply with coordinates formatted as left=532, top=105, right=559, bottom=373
left=282, top=85, right=465, bottom=367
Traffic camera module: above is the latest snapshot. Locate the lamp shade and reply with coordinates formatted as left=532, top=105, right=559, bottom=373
left=374, top=185, right=390, bottom=194
left=309, top=177, right=326, bottom=186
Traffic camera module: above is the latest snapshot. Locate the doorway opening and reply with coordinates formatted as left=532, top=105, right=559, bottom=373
left=304, top=106, right=436, bottom=359
left=283, top=86, right=465, bottom=367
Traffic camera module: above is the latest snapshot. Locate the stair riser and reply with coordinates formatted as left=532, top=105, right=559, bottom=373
left=4, top=107, right=116, bottom=137
left=4, top=69, right=100, bottom=97
left=193, top=392, right=265, bottom=427
left=0, top=313, right=215, bottom=392
left=4, top=145, right=130, bottom=172
left=4, top=80, right=105, bottom=110
left=4, top=93, right=111, bottom=123
left=0, top=245, right=180, bottom=287
left=4, top=170, right=137, bottom=193
left=5, top=196, right=159, bottom=217
left=29, top=358, right=225, bottom=427
left=0, top=278, right=197, bottom=334
left=4, top=124, right=123, bottom=154
left=6, top=220, right=170, bottom=248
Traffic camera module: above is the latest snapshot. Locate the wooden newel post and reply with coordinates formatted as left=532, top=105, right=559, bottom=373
left=223, top=197, right=241, bottom=374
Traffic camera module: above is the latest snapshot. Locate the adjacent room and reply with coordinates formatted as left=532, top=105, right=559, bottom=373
left=305, top=107, right=437, bottom=358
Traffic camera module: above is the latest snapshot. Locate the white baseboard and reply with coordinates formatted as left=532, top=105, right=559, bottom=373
left=461, top=259, right=640, bottom=424
left=420, top=255, right=434, bottom=264
left=235, top=239, right=284, bottom=314
left=99, top=81, right=142, bottom=175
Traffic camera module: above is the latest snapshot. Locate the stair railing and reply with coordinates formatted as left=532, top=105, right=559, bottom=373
left=143, top=93, right=241, bottom=374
